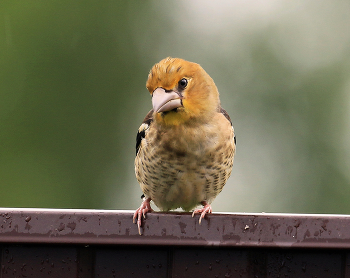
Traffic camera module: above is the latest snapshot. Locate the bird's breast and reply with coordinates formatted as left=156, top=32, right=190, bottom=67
left=135, top=117, right=234, bottom=212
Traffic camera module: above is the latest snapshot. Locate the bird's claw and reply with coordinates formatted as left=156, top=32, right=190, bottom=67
left=133, top=197, right=153, bottom=235
left=192, top=201, right=212, bottom=224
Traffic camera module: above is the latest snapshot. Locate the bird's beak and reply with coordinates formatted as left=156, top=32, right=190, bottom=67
left=152, top=87, right=182, bottom=113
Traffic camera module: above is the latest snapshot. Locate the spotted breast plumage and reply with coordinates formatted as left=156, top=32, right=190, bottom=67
left=133, top=57, right=236, bottom=235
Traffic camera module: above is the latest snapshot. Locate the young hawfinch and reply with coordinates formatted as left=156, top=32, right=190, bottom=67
left=133, top=57, right=236, bottom=235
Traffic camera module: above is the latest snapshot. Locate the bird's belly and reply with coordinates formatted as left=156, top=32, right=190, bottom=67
left=136, top=147, right=233, bottom=212
left=155, top=169, right=206, bottom=211
left=135, top=121, right=235, bottom=212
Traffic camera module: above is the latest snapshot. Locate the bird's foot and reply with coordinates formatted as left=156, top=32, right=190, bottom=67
left=192, top=201, right=212, bottom=224
left=133, top=197, right=153, bottom=235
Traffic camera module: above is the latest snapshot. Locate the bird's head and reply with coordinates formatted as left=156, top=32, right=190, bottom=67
left=146, top=57, right=220, bottom=126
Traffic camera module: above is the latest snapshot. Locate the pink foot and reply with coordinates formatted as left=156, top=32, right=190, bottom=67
left=192, top=201, right=212, bottom=224
left=133, top=197, right=153, bottom=235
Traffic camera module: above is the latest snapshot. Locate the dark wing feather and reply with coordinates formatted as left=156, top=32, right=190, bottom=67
left=136, top=109, right=153, bottom=155
left=219, top=107, right=232, bottom=125
left=219, top=107, right=236, bottom=145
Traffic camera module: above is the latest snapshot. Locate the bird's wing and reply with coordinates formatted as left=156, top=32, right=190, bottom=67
left=219, top=107, right=236, bottom=145
left=219, top=107, right=232, bottom=125
left=136, top=109, right=153, bottom=155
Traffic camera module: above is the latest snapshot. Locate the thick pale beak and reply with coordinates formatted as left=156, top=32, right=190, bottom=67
left=152, top=87, right=182, bottom=113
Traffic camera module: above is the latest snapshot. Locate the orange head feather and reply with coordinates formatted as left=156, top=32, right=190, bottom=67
left=146, top=57, right=220, bottom=126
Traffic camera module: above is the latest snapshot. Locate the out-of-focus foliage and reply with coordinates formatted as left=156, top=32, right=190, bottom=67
left=0, top=1, right=349, bottom=213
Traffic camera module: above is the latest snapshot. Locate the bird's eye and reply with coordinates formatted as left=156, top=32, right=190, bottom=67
left=178, top=78, right=188, bottom=90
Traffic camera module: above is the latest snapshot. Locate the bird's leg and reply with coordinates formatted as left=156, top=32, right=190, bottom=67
left=133, top=197, right=153, bottom=235
left=192, top=201, right=213, bottom=224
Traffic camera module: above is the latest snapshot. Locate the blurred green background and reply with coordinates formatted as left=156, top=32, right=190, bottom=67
left=1, top=1, right=350, bottom=214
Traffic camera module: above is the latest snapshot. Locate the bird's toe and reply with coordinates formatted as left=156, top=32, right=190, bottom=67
left=133, top=197, right=153, bottom=235
left=192, top=201, right=213, bottom=224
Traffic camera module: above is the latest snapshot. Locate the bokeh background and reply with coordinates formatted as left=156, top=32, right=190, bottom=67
left=1, top=1, right=350, bottom=214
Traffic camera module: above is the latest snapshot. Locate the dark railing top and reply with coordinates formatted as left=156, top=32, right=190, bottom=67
left=0, top=208, right=349, bottom=249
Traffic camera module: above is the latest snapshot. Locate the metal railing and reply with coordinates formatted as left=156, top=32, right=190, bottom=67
left=0, top=208, right=349, bottom=277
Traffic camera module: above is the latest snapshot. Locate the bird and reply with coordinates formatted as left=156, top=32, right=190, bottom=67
left=133, top=57, right=236, bottom=235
